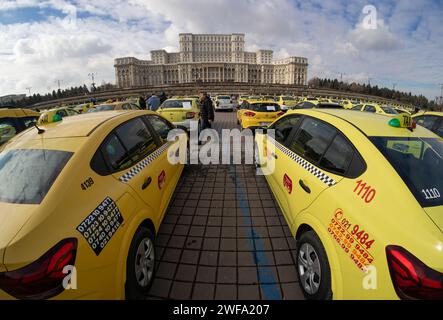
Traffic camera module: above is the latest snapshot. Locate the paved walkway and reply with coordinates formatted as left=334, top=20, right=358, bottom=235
left=148, top=111, right=303, bottom=300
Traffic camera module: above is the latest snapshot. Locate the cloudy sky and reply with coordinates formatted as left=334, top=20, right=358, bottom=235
left=0, top=0, right=442, bottom=99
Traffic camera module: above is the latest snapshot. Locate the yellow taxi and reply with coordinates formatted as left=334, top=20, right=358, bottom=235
left=38, top=107, right=79, bottom=125
left=351, top=103, right=398, bottom=116
left=156, top=97, right=201, bottom=132
left=0, top=108, right=40, bottom=146
left=340, top=100, right=355, bottom=109
left=277, top=96, right=298, bottom=111
left=88, top=102, right=140, bottom=113
left=413, top=111, right=443, bottom=138
left=256, top=110, right=443, bottom=300
left=0, top=110, right=186, bottom=300
left=237, top=100, right=284, bottom=129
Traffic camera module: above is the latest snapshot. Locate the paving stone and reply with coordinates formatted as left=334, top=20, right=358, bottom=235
left=214, top=284, right=237, bottom=300
left=192, top=283, right=215, bottom=300
left=238, top=285, right=261, bottom=300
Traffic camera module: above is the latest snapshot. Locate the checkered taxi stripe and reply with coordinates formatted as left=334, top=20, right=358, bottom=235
left=119, top=142, right=171, bottom=183
left=268, top=138, right=337, bottom=187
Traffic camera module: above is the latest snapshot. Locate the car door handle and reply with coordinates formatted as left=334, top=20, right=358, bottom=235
left=142, top=177, right=152, bottom=190
left=299, top=180, right=311, bottom=194
left=271, top=152, right=278, bottom=159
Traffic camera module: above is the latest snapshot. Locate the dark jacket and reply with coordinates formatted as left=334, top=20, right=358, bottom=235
left=138, top=97, right=147, bottom=110
left=200, top=96, right=215, bottom=121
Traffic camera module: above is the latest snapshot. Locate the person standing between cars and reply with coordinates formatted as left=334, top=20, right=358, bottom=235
left=199, top=92, right=215, bottom=130
left=147, top=94, right=161, bottom=112
left=138, top=96, right=147, bottom=110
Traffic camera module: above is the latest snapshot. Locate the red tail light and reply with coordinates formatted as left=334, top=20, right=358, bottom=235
left=386, top=246, right=443, bottom=300
left=244, top=111, right=256, bottom=117
left=277, top=111, right=285, bottom=117
left=186, top=112, right=196, bottom=119
left=0, top=238, right=77, bottom=300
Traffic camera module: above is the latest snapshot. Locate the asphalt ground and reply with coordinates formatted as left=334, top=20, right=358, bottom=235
left=148, top=111, right=303, bottom=300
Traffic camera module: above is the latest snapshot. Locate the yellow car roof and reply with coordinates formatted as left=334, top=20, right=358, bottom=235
left=30, top=111, right=142, bottom=139
left=0, top=108, right=40, bottom=118
left=413, top=111, right=443, bottom=117
left=288, top=109, right=437, bottom=138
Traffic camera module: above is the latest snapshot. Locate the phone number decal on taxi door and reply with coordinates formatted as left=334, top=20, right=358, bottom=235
left=328, top=209, right=376, bottom=272
left=77, top=197, right=123, bottom=256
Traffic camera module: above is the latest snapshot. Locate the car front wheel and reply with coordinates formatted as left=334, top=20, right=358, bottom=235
left=296, top=230, right=332, bottom=300
left=125, top=226, right=156, bottom=300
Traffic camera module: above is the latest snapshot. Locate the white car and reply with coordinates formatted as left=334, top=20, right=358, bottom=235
left=214, top=95, right=235, bottom=111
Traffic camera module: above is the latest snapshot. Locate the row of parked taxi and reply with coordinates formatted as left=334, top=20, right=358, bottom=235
left=0, top=94, right=442, bottom=300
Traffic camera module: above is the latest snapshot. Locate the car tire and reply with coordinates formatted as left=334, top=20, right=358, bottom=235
left=125, top=226, right=156, bottom=300
left=296, top=230, right=332, bottom=300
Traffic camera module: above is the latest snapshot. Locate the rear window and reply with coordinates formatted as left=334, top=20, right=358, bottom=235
left=0, top=149, right=73, bottom=204
left=381, top=106, right=398, bottom=115
left=370, top=137, right=443, bottom=207
left=161, top=100, right=193, bottom=109
left=249, top=103, right=281, bottom=112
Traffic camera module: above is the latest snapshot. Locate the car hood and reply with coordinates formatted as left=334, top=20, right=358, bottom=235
left=424, top=206, right=443, bottom=234
left=0, top=203, right=36, bottom=272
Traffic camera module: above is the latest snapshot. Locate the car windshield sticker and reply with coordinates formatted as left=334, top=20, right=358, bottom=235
left=182, top=101, right=192, bottom=109
left=266, top=105, right=276, bottom=111
left=119, top=142, right=170, bottom=183
left=77, top=197, right=123, bottom=256
left=269, top=137, right=337, bottom=187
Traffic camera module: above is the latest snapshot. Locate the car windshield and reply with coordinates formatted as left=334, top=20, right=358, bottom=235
left=282, top=97, right=295, bottom=101
left=370, top=137, right=443, bottom=207
left=90, top=105, right=115, bottom=112
left=161, top=100, right=193, bottom=109
left=0, top=149, right=73, bottom=204
left=249, top=103, right=281, bottom=112
left=381, top=106, right=398, bottom=114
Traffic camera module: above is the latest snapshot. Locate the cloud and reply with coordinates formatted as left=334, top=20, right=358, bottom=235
left=0, top=0, right=441, bottom=100
left=350, top=19, right=403, bottom=51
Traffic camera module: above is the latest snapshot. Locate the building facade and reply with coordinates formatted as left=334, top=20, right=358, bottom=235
left=114, top=33, right=308, bottom=88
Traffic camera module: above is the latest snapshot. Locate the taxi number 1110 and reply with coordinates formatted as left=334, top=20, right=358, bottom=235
left=353, top=180, right=376, bottom=204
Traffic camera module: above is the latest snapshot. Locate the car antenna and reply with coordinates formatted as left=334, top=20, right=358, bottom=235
left=34, top=123, right=45, bottom=134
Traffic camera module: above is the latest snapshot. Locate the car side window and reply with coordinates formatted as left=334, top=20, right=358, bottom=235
left=92, top=117, right=158, bottom=175
left=319, top=133, right=354, bottom=175
left=145, top=115, right=173, bottom=143
left=115, top=118, right=157, bottom=164
left=363, top=105, right=376, bottom=113
left=271, top=116, right=302, bottom=144
left=100, top=133, right=129, bottom=172
left=288, top=117, right=337, bottom=164
left=131, top=104, right=140, bottom=110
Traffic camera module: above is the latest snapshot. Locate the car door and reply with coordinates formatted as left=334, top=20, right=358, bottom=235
left=103, top=117, right=166, bottom=222
left=279, top=117, right=345, bottom=226
left=144, top=114, right=183, bottom=223
left=258, top=115, right=303, bottom=219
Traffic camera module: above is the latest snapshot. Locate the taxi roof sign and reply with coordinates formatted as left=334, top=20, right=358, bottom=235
left=388, top=114, right=416, bottom=130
